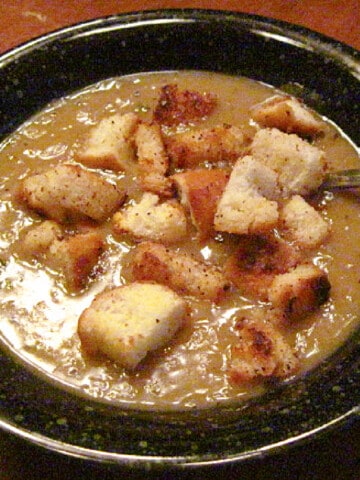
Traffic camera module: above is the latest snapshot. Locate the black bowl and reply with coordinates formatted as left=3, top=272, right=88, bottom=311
left=0, top=9, right=359, bottom=469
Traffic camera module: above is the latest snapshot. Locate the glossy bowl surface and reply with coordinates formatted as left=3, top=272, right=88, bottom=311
left=0, top=9, right=359, bottom=468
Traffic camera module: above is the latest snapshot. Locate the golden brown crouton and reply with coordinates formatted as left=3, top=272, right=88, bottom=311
left=229, top=318, right=299, bottom=383
left=268, top=263, right=331, bottom=322
left=76, top=112, right=140, bottom=171
left=280, top=195, right=330, bottom=249
left=78, top=282, right=187, bottom=369
left=165, top=124, right=245, bottom=168
left=18, top=164, right=125, bottom=223
left=224, top=234, right=300, bottom=300
left=112, top=193, right=187, bottom=244
left=134, top=122, right=173, bottom=197
left=171, top=168, right=230, bottom=239
left=48, top=231, right=105, bottom=291
left=251, top=95, right=324, bottom=136
left=214, top=156, right=280, bottom=235
left=131, top=241, right=231, bottom=303
left=250, top=128, right=326, bottom=196
left=153, top=83, right=217, bottom=126
left=21, top=220, right=63, bottom=257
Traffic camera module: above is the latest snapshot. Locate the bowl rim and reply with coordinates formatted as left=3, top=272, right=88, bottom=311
left=0, top=8, right=359, bottom=468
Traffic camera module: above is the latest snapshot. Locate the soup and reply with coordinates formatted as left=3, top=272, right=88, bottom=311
left=0, top=71, right=359, bottom=410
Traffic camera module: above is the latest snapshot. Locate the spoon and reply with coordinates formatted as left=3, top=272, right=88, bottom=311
left=320, top=169, right=360, bottom=190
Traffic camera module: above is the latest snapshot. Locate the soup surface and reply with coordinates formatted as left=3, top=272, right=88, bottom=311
left=0, top=71, right=359, bottom=410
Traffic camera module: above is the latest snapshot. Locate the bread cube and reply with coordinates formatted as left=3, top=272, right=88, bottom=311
left=78, top=282, right=187, bottom=369
left=112, top=193, right=187, bottom=243
left=134, top=122, right=172, bottom=197
left=251, top=95, right=324, bottom=136
left=165, top=124, right=245, bottom=168
left=224, top=234, right=300, bottom=300
left=18, top=164, right=125, bottom=223
left=171, top=168, right=229, bottom=239
left=48, top=231, right=105, bottom=291
left=250, top=128, right=326, bottom=196
left=280, top=195, right=330, bottom=248
left=268, top=263, right=331, bottom=321
left=76, top=112, right=139, bottom=171
left=229, top=318, right=299, bottom=383
left=21, top=220, right=63, bottom=257
left=131, top=241, right=231, bottom=303
left=214, top=156, right=279, bottom=235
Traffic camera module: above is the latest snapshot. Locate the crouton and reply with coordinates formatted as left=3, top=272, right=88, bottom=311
left=250, top=128, right=326, bottom=196
left=48, top=230, right=105, bottom=291
left=224, top=234, right=300, bottom=300
left=171, top=168, right=229, bottom=239
left=268, top=263, right=331, bottom=322
left=134, top=122, right=173, bottom=197
left=18, top=164, right=125, bottom=223
left=153, top=83, right=217, bottom=126
left=229, top=318, right=299, bottom=383
left=165, top=124, right=245, bottom=168
left=21, top=220, right=63, bottom=257
left=78, top=282, right=187, bottom=369
left=112, top=193, right=187, bottom=243
left=131, top=241, right=231, bottom=303
left=76, top=112, right=139, bottom=171
left=214, top=156, right=280, bottom=235
left=280, top=195, right=330, bottom=249
left=251, top=95, right=324, bottom=136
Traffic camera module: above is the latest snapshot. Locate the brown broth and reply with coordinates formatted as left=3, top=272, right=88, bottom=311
left=0, top=71, right=359, bottom=410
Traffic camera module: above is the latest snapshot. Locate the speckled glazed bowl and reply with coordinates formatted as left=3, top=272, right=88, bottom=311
left=0, top=9, right=359, bottom=469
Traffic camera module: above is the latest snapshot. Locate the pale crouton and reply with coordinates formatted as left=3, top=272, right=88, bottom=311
left=214, top=156, right=280, bottom=235
left=224, top=234, right=300, bottom=300
left=251, top=95, right=324, bottom=136
left=76, top=112, right=139, bottom=171
left=131, top=241, right=231, bottom=303
left=268, top=263, right=331, bottom=322
left=280, top=195, right=330, bottom=249
left=21, top=220, right=63, bottom=257
left=250, top=128, right=326, bottom=196
left=134, top=122, right=173, bottom=197
left=48, top=230, right=104, bottom=291
left=18, top=164, right=125, bottom=223
left=229, top=318, right=299, bottom=383
left=165, top=124, right=245, bottom=168
left=171, top=168, right=229, bottom=239
left=78, top=282, right=187, bottom=369
left=112, top=193, right=187, bottom=243
left=153, top=83, right=217, bottom=126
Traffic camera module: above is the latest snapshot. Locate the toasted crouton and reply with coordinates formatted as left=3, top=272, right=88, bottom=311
left=280, top=195, right=330, bottom=249
left=268, top=263, right=331, bottom=322
left=171, top=168, right=229, bottom=239
left=251, top=95, right=324, bottom=136
left=18, top=164, right=125, bottom=223
left=131, top=241, right=231, bottom=303
left=134, top=122, right=173, bottom=197
left=250, top=128, right=326, bottom=196
left=229, top=318, right=299, bottom=383
left=21, top=220, right=63, bottom=257
left=153, top=83, right=217, bottom=126
left=224, top=234, right=300, bottom=300
left=165, top=124, right=245, bottom=168
left=78, top=282, right=187, bottom=369
left=214, top=156, right=280, bottom=235
left=76, top=112, right=139, bottom=171
left=112, top=193, right=187, bottom=243
left=48, top=231, right=104, bottom=291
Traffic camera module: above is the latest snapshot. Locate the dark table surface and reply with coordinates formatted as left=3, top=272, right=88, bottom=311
left=0, top=1, right=359, bottom=479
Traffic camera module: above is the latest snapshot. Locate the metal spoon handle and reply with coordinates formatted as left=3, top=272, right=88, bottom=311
left=321, top=169, right=360, bottom=190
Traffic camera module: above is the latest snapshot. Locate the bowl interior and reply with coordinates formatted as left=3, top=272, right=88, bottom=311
left=0, top=9, right=359, bottom=467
